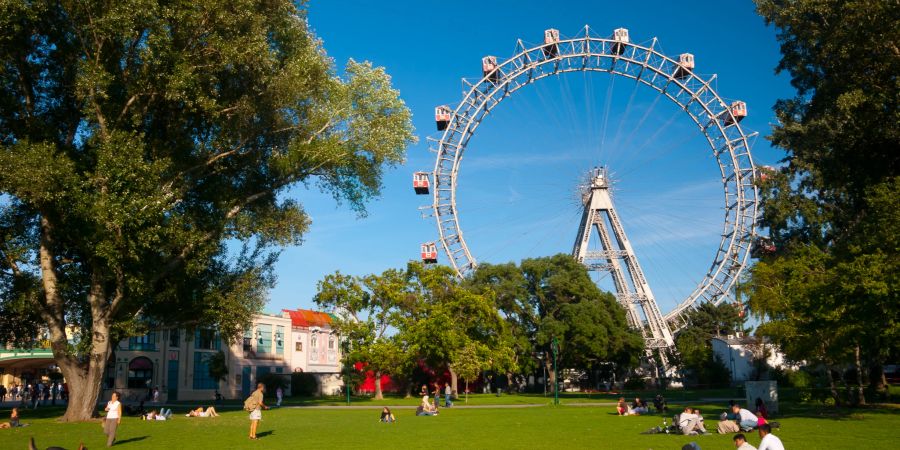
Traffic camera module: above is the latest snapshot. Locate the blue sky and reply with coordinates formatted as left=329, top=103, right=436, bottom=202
left=267, top=0, right=795, bottom=314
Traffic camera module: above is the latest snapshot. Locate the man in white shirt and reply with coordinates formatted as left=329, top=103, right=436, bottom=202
left=733, top=433, right=757, bottom=450
left=732, top=404, right=759, bottom=430
left=678, top=406, right=707, bottom=435
left=757, top=423, right=785, bottom=450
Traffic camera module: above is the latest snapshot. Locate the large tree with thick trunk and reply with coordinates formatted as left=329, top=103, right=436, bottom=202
left=0, top=0, right=413, bottom=421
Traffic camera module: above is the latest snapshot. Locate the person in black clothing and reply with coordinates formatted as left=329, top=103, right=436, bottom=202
left=379, top=407, right=395, bottom=423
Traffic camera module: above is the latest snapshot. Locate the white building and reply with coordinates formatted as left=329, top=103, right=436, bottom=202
left=101, top=308, right=342, bottom=402
left=711, top=334, right=789, bottom=383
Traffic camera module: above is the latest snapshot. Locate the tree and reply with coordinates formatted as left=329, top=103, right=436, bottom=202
left=470, top=254, right=643, bottom=388
left=314, top=270, right=409, bottom=400
left=0, top=0, right=414, bottom=420
left=452, top=341, right=489, bottom=403
left=747, top=0, right=900, bottom=405
left=208, top=350, right=229, bottom=388
left=671, top=302, right=744, bottom=387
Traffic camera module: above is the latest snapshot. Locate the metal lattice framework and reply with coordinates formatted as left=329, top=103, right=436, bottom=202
left=424, top=26, right=758, bottom=331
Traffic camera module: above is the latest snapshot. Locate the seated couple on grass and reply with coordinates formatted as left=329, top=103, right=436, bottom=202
left=678, top=406, right=709, bottom=435
left=416, top=395, right=439, bottom=416
left=186, top=406, right=220, bottom=417
left=616, top=397, right=650, bottom=415
left=718, top=404, right=764, bottom=434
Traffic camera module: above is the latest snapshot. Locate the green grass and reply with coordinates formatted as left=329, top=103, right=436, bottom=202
left=3, top=401, right=899, bottom=449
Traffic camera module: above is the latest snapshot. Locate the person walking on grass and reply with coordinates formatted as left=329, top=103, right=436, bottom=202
left=276, top=386, right=283, bottom=407
left=246, top=383, right=268, bottom=440
left=103, top=392, right=122, bottom=447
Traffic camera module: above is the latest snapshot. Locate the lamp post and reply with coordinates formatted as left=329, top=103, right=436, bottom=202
left=551, top=337, right=560, bottom=406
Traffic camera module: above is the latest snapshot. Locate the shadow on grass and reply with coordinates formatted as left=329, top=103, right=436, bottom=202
left=115, top=436, right=149, bottom=445
left=256, top=430, right=274, bottom=438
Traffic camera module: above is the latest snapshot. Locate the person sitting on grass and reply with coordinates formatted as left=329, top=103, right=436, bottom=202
left=734, top=433, right=757, bottom=450
left=631, top=397, right=649, bottom=415
left=731, top=404, right=759, bottom=431
left=678, top=406, right=708, bottom=435
left=0, top=407, right=25, bottom=428
left=616, top=397, right=628, bottom=415
left=380, top=407, right=396, bottom=423
left=416, top=395, right=438, bottom=416
left=653, top=394, right=668, bottom=414
left=186, top=406, right=220, bottom=417
left=757, top=423, right=785, bottom=450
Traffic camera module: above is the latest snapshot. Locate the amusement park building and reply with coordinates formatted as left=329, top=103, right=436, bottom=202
left=711, top=334, right=790, bottom=383
left=1, top=309, right=344, bottom=402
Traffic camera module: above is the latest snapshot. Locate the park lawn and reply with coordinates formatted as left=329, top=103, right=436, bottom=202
left=3, top=402, right=900, bottom=449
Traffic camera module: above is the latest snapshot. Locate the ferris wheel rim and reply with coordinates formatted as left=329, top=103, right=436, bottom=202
left=427, top=27, right=758, bottom=329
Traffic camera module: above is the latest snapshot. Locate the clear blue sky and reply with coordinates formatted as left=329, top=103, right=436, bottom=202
left=267, top=0, right=795, bottom=314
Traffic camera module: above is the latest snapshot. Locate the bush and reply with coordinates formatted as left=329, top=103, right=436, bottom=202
left=290, top=372, right=318, bottom=397
left=257, top=372, right=290, bottom=394
left=624, top=377, right=647, bottom=390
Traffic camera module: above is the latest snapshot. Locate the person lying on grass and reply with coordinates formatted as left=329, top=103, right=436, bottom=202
left=186, top=406, right=220, bottom=417
left=144, top=408, right=173, bottom=420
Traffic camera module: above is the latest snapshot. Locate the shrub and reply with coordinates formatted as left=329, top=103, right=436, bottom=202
left=290, top=372, right=318, bottom=397
left=257, top=372, right=290, bottom=394
left=624, top=377, right=646, bottom=390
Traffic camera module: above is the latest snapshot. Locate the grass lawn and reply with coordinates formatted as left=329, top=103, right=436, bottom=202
left=3, top=401, right=899, bottom=449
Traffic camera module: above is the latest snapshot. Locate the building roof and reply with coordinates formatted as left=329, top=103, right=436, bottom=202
left=282, top=309, right=335, bottom=328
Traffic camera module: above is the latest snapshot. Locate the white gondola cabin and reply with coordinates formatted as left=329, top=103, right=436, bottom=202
left=611, top=28, right=629, bottom=55
left=413, top=172, right=430, bottom=195
left=723, top=101, right=747, bottom=125
left=542, top=28, right=560, bottom=58
left=421, top=242, right=438, bottom=264
left=674, top=53, right=694, bottom=79
left=482, top=56, right=499, bottom=82
left=435, top=105, right=452, bottom=131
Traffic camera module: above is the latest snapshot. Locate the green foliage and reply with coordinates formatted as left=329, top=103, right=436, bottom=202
left=290, top=372, right=318, bottom=397
left=469, top=254, right=644, bottom=376
left=207, top=351, right=228, bottom=383
left=257, top=372, right=289, bottom=394
left=747, top=0, right=900, bottom=401
left=0, top=0, right=414, bottom=420
left=672, top=302, right=743, bottom=387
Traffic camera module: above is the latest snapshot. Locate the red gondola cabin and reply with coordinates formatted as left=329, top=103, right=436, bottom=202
left=674, top=53, right=694, bottom=79
left=543, top=28, right=560, bottom=58
left=482, top=56, right=499, bottom=82
left=435, top=106, right=452, bottom=131
left=421, top=242, right=438, bottom=264
left=413, top=172, right=430, bottom=195
left=723, top=101, right=747, bottom=125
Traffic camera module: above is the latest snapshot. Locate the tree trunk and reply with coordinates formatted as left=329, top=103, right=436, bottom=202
left=448, top=366, right=459, bottom=399
left=854, top=344, right=866, bottom=406
left=869, top=362, right=886, bottom=396
left=374, top=371, right=383, bottom=400
left=56, top=319, right=112, bottom=421
left=464, top=380, right=469, bottom=404
left=825, top=364, right=840, bottom=406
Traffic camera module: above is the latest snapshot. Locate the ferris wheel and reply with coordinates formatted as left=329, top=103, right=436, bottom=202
left=414, top=25, right=759, bottom=334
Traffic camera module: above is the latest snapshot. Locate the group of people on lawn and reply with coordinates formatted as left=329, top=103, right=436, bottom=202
left=619, top=395, right=785, bottom=450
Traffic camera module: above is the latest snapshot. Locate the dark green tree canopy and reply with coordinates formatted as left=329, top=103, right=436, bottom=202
left=0, top=0, right=413, bottom=420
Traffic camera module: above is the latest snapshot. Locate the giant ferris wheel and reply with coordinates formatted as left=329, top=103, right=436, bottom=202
left=413, top=26, right=759, bottom=369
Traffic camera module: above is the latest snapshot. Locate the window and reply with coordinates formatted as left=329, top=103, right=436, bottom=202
left=328, top=335, right=335, bottom=349
left=168, top=329, right=180, bottom=348
left=192, top=352, right=218, bottom=390
left=127, top=357, right=153, bottom=388
left=243, top=329, right=253, bottom=353
left=295, top=342, right=302, bottom=352
left=129, top=332, right=157, bottom=351
left=195, top=329, right=219, bottom=350
left=257, top=324, right=272, bottom=354
left=275, top=326, right=284, bottom=356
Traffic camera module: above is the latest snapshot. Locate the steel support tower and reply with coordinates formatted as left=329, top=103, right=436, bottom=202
left=573, top=167, right=676, bottom=373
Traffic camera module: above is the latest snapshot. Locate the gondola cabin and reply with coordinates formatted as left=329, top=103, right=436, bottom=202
left=757, top=165, right=776, bottom=182
left=421, top=242, right=438, bottom=264
left=611, top=28, right=629, bottom=55
left=751, top=237, right=776, bottom=258
left=723, top=101, right=747, bottom=125
left=482, top=56, right=499, bottom=82
left=543, top=28, right=560, bottom=58
left=413, top=172, right=430, bottom=195
left=674, top=53, right=694, bottom=79
left=435, top=105, right=452, bottom=131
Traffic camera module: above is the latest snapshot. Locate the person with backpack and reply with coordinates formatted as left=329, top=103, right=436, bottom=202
left=245, top=383, right=268, bottom=440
